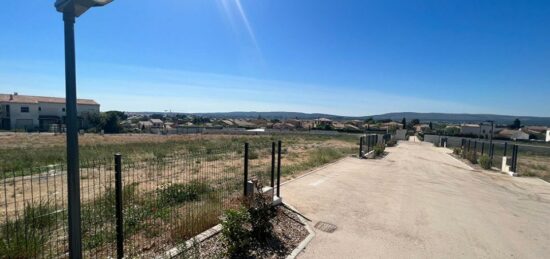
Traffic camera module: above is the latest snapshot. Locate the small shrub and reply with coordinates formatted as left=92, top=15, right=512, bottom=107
left=464, top=151, right=477, bottom=164
left=0, top=202, right=57, bottom=258
left=453, top=148, right=461, bottom=156
left=221, top=207, right=251, bottom=257
left=373, top=144, right=385, bottom=157
left=248, top=151, right=259, bottom=160
left=157, top=181, right=210, bottom=206
left=246, top=184, right=277, bottom=243
left=479, top=155, right=491, bottom=170
left=22, top=202, right=59, bottom=230
left=0, top=219, right=48, bottom=258
left=386, top=140, right=397, bottom=147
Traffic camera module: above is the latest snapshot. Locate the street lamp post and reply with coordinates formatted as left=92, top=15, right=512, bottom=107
left=55, top=1, right=113, bottom=257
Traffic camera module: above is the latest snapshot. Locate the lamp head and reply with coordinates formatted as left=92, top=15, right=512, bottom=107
left=55, top=0, right=113, bottom=17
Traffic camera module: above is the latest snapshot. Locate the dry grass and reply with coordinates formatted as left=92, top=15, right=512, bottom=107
left=0, top=132, right=358, bottom=257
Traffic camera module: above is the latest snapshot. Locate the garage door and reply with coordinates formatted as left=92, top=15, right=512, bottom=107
left=15, top=119, right=34, bottom=129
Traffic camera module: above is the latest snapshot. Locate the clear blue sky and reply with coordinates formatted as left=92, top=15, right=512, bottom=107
left=1, top=0, right=549, bottom=116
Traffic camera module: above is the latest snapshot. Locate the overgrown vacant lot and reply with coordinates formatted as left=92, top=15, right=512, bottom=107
left=0, top=132, right=357, bottom=257
left=0, top=133, right=357, bottom=174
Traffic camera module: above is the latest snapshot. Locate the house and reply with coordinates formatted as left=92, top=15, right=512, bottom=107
left=150, top=119, right=164, bottom=128
left=343, top=124, right=361, bottom=132
left=547, top=130, right=550, bottom=142
left=382, top=121, right=403, bottom=130
left=284, top=119, right=303, bottom=128
left=314, top=118, right=333, bottom=128
left=233, top=119, right=257, bottom=128
left=0, top=92, right=99, bottom=131
left=138, top=121, right=153, bottom=131
left=415, top=124, right=431, bottom=132
left=496, top=129, right=529, bottom=141
left=460, top=123, right=495, bottom=139
left=272, top=123, right=296, bottom=130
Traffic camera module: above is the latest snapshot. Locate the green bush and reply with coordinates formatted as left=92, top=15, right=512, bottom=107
left=479, top=155, right=491, bottom=170
left=221, top=207, right=251, bottom=257
left=386, top=140, right=397, bottom=147
left=157, top=181, right=210, bottom=207
left=0, top=220, right=47, bottom=258
left=464, top=151, right=477, bottom=164
left=453, top=148, right=461, bottom=156
left=0, top=202, right=58, bottom=258
left=247, top=185, right=277, bottom=243
left=373, top=144, right=385, bottom=157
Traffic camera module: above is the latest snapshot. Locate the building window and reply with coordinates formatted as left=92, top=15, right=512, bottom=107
left=21, top=107, right=29, bottom=113
left=62, top=108, right=66, bottom=112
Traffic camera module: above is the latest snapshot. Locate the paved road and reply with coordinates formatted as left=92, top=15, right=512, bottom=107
left=283, top=141, right=550, bottom=258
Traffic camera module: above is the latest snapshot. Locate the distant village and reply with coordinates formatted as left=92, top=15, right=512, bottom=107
left=121, top=113, right=550, bottom=142
left=1, top=93, right=549, bottom=142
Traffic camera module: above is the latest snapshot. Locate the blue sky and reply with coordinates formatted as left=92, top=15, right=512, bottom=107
left=1, top=0, right=549, bottom=116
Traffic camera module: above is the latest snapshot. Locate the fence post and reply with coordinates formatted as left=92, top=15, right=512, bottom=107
left=490, top=143, right=495, bottom=167
left=504, top=142, right=508, bottom=157
left=244, top=143, right=249, bottom=196
left=481, top=142, right=485, bottom=155
left=114, top=153, right=124, bottom=259
left=277, top=140, right=282, bottom=197
left=467, top=140, right=471, bottom=152
left=511, top=145, right=519, bottom=173
left=271, top=142, right=275, bottom=189
left=359, top=137, right=364, bottom=158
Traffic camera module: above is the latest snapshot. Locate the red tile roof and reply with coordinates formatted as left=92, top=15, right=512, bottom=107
left=0, top=94, right=98, bottom=105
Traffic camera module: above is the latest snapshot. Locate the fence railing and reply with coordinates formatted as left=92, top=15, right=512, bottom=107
left=359, top=133, right=393, bottom=157
left=0, top=141, right=284, bottom=258
left=424, top=134, right=550, bottom=180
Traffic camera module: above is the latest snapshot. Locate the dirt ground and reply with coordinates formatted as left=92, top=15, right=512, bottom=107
left=283, top=140, right=550, bottom=258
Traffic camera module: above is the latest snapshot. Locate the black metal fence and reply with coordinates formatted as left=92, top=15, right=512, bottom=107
left=0, top=141, right=283, bottom=258
left=359, top=134, right=389, bottom=157
left=424, top=135, right=550, bottom=180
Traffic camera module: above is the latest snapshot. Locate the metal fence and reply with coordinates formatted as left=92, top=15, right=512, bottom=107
left=359, top=133, right=392, bottom=157
left=424, top=134, right=550, bottom=180
left=0, top=141, right=284, bottom=258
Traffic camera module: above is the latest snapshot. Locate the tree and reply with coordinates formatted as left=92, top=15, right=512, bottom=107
left=364, top=117, right=375, bottom=124
left=102, top=111, right=123, bottom=133
left=510, top=118, right=521, bottom=129
left=401, top=118, right=406, bottom=128
left=151, top=113, right=164, bottom=120
left=429, top=121, right=433, bottom=130
left=407, top=119, right=420, bottom=130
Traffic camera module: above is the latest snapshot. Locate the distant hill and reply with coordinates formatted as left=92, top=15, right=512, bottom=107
left=127, top=111, right=550, bottom=126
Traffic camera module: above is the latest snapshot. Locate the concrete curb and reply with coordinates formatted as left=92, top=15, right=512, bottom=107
left=159, top=224, right=222, bottom=259
left=284, top=202, right=316, bottom=259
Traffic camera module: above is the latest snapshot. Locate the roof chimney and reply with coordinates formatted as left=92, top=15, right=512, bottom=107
left=9, top=94, right=13, bottom=101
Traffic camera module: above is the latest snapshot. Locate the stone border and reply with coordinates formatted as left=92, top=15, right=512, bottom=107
left=158, top=224, right=222, bottom=259
left=284, top=202, right=316, bottom=259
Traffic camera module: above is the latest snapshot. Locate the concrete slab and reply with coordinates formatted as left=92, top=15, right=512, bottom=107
left=283, top=141, right=550, bottom=258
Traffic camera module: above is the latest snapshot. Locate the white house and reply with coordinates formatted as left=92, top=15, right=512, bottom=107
left=460, top=123, right=496, bottom=139
left=497, top=129, right=529, bottom=141
left=546, top=130, right=550, bottom=142
left=0, top=93, right=99, bottom=131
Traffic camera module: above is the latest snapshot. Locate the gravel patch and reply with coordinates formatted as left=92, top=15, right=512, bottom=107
left=177, top=206, right=309, bottom=258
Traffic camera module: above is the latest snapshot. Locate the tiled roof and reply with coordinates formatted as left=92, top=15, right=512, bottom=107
left=0, top=94, right=99, bottom=105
